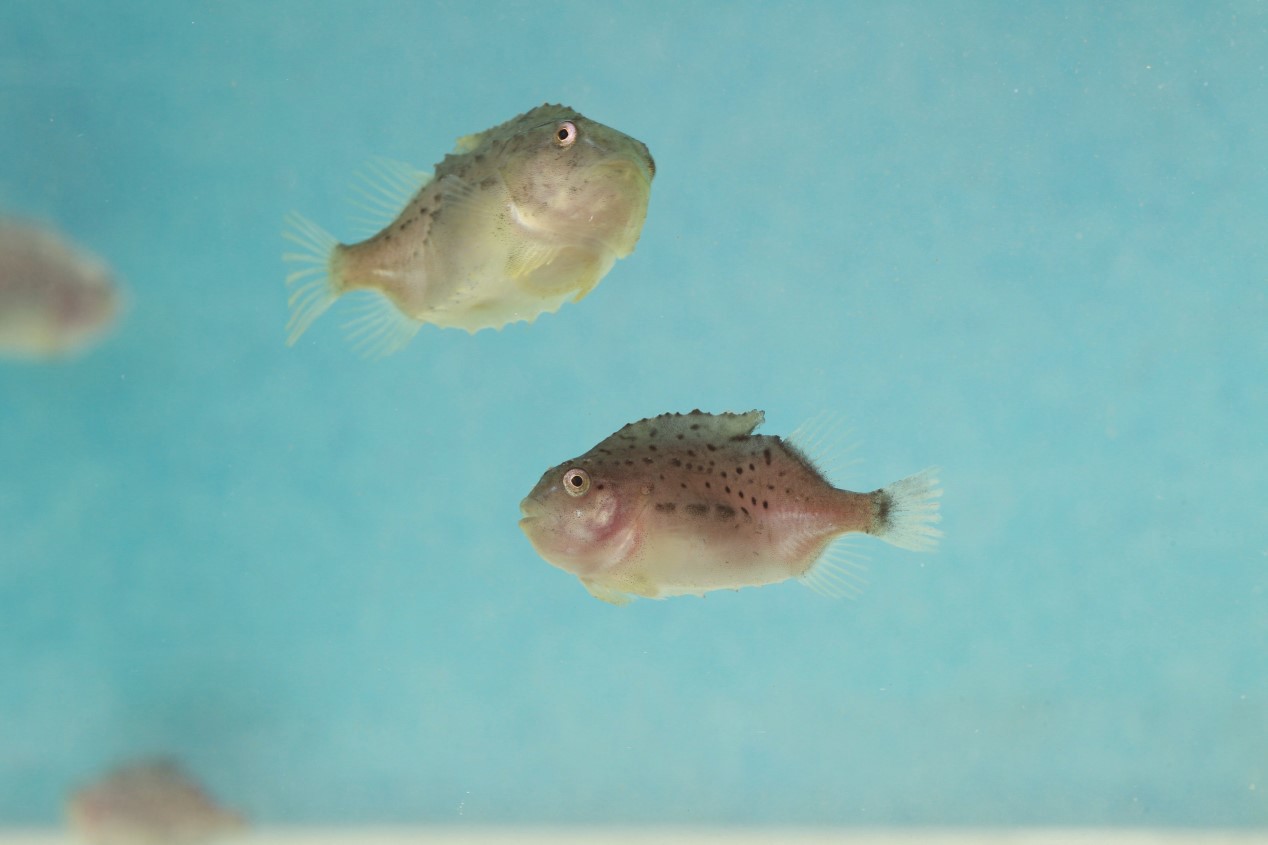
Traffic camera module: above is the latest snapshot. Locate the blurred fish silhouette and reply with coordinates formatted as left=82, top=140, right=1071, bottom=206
left=66, top=759, right=245, bottom=845
left=0, top=218, right=121, bottom=359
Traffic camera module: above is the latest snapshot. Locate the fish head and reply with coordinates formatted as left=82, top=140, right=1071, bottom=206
left=499, top=107, right=655, bottom=257
left=519, top=456, right=642, bottom=578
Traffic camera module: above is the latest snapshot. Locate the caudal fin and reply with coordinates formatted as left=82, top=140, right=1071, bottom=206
left=282, top=213, right=341, bottom=345
left=870, top=467, right=943, bottom=551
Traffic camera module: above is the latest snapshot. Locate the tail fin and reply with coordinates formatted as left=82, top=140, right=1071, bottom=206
left=282, top=213, right=341, bottom=345
left=870, top=467, right=943, bottom=551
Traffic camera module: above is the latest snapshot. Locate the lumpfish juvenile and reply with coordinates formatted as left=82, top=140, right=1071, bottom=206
left=65, top=759, right=245, bottom=845
left=519, top=410, right=942, bottom=605
left=284, top=103, right=655, bottom=357
left=0, top=219, right=120, bottom=359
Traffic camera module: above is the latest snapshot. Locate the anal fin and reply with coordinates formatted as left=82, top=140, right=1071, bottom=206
left=799, top=538, right=870, bottom=600
left=341, top=291, right=422, bottom=359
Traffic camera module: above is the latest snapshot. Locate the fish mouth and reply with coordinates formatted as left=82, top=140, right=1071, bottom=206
left=597, top=155, right=654, bottom=188
left=519, top=495, right=546, bottom=524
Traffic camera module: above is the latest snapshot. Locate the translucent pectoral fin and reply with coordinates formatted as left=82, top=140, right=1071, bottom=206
left=505, top=240, right=564, bottom=279
left=581, top=578, right=635, bottom=606
left=437, top=174, right=506, bottom=224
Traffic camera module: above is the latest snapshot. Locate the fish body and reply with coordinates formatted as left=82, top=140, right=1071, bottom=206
left=0, top=219, right=120, bottom=358
left=519, top=411, right=942, bottom=604
left=66, top=759, right=244, bottom=845
left=284, top=103, right=655, bottom=356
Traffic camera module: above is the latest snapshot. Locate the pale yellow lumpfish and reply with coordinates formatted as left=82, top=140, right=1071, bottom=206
left=519, top=411, right=943, bottom=606
left=283, top=103, right=655, bottom=356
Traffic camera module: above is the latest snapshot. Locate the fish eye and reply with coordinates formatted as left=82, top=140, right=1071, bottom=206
left=562, top=467, right=590, bottom=496
left=554, top=121, right=577, bottom=148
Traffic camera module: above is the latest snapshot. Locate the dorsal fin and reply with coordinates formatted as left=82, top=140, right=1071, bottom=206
left=608, top=410, right=765, bottom=444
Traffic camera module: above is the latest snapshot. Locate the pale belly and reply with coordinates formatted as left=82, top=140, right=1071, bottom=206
left=613, top=523, right=807, bottom=599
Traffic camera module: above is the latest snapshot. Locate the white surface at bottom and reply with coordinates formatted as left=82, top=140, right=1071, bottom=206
left=3, top=829, right=1268, bottom=844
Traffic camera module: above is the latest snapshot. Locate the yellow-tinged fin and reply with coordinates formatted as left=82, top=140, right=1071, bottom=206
left=341, top=291, right=421, bottom=360
left=452, top=133, right=483, bottom=154
left=800, top=538, right=870, bottom=599
left=581, top=578, right=634, bottom=606
left=348, top=157, right=431, bottom=236
left=282, top=213, right=342, bottom=346
left=870, top=467, right=943, bottom=551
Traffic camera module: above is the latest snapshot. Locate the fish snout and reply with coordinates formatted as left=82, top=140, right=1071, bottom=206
left=519, top=494, right=547, bottom=521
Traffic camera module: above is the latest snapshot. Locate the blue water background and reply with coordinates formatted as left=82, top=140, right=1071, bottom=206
left=1, top=0, right=1265, bottom=828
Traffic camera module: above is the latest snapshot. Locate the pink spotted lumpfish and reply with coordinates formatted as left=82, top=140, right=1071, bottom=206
left=519, top=410, right=942, bottom=604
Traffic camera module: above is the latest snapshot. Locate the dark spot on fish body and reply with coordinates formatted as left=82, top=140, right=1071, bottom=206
left=751, top=496, right=757, bottom=506
left=762, top=500, right=769, bottom=509
left=706, top=444, right=716, bottom=451
left=624, top=460, right=633, bottom=466
left=740, top=506, right=750, bottom=517
left=649, top=428, right=658, bottom=437
left=648, top=445, right=657, bottom=451
left=685, top=503, right=708, bottom=517
left=670, top=458, right=682, bottom=467
left=876, top=493, right=892, bottom=527
left=655, top=502, right=677, bottom=513
left=749, top=463, right=756, bottom=472
left=736, top=467, right=743, bottom=475
left=642, top=457, right=654, bottom=464
left=715, top=504, right=736, bottom=520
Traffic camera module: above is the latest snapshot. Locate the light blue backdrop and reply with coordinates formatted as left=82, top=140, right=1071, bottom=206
left=1, top=0, right=1264, bottom=828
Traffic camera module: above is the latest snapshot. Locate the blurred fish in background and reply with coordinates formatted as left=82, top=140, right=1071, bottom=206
left=0, top=218, right=121, bottom=360
left=65, top=759, right=244, bottom=845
